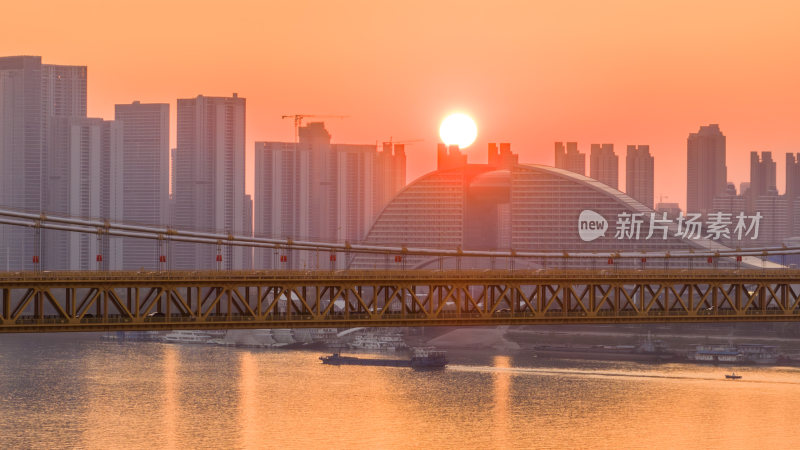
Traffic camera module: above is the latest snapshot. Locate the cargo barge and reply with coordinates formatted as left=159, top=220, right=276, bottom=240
left=531, top=333, right=677, bottom=363
left=320, top=348, right=447, bottom=370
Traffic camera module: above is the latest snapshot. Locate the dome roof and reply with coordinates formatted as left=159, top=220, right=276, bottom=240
left=469, top=170, right=511, bottom=188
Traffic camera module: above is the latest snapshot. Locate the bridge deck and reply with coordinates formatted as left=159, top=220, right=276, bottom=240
left=2, top=269, right=800, bottom=332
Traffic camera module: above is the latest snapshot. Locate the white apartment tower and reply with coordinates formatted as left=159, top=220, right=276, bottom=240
left=115, top=101, right=170, bottom=270
left=173, top=94, right=247, bottom=270
left=0, top=56, right=87, bottom=270
left=46, top=117, right=123, bottom=270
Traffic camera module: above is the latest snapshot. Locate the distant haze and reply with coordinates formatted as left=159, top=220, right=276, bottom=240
left=3, top=0, right=799, bottom=209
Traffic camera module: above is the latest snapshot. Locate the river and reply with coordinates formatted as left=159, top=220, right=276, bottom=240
left=1, top=333, right=799, bottom=448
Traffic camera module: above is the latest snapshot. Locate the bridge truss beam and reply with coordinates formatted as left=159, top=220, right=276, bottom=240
left=2, top=269, right=800, bottom=333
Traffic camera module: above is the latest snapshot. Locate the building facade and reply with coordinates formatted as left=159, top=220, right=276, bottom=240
left=625, top=144, right=654, bottom=209
left=115, top=101, right=170, bottom=270
left=352, top=143, right=755, bottom=270
left=554, top=141, right=585, bottom=175
left=589, top=143, right=618, bottom=189
left=786, top=153, right=800, bottom=236
left=254, top=122, right=405, bottom=269
left=687, top=124, right=727, bottom=214
left=173, top=94, right=247, bottom=270
left=748, top=151, right=776, bottom=212
left=0, top=56, right=87, bottom=270
left=45, top=117, right=123, bottom=270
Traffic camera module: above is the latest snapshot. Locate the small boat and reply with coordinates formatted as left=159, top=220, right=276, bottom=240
left=725, top=372, right=742, bottom=380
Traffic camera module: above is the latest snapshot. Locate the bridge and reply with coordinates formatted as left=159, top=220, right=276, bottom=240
left=2, top=269, right=800, bottom=333
left=2, top=208, right=800, bottom=332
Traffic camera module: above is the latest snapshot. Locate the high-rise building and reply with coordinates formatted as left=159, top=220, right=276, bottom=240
left=333, top=143, right=380, bottom=243
left=625, top=144, right=654, bottom=208
left=710, top=183, right=746, bottom=246
left=45, top=117, right=123, bottom=270
left=254, top=122, right=405, bottom=269
left=739, top=182, right=751, bottom=197
left=753, top=189, right=788, bottom=247
left=749, top=151, right=776, bottom=205
left=173, top=94, right=247, bottom=270
left=554, top=142, right=585, bottom=175
left=243, top=194, right=253, bottom=270
left=438, top=143, right=468, bottom=171
left=0, top=56, right=87, bottom=270
left=787, top=153, right=800, bottom=199
left=687, top=124, right=727, bottom=214
left=374, top=142, right=407, bottom=218
left=589, top=143, right=618, bottom=189
left=489, top=143, right=519, bottom=169
left=655, top=202, right=682, bottom=220
left=786, top=154, right=800, bottom=236
left=115, top=101, right=170, bottom=270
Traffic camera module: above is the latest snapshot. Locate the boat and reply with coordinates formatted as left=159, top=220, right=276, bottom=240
left=737, top=344, right=779, bottom=364
left=101, top=331, right=161, bottom=342
left=320, top=348, right=447, bottom=370
left=161, top=330, right=218, bottom=344
left=725, top=372, right=742, bottom=380
left=532, top=334, right=676, bottom=363
left=687, top=344, right=743, bottom=364
left=348, top=330, right=407, bottom=352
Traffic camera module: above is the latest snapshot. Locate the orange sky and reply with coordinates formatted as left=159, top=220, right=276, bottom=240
left=3, top=0, right=800, bottom=209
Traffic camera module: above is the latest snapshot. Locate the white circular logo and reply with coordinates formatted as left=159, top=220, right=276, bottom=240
left=578, top=210, right=608, bottom=242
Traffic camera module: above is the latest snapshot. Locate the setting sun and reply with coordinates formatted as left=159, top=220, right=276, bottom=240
left=439, top=113, right=477, bottom=149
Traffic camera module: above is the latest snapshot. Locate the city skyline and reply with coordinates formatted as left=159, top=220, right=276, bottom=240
left=3, top=56, right=798, bottom=223
left=3, top=1, right=800, bottom=211
left=4, top=53, right=798, bottom=213
left=4, top=56, right=799, bottom=235
left=4, top=4, right=800, bottom=450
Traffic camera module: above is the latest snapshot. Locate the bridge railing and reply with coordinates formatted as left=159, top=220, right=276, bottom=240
left=2, top=268, right=800, bottom=283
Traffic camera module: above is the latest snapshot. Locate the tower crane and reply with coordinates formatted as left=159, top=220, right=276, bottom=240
left=281, top=114, right=348, bottom=143
left=382, top=137, right=424, bottom=147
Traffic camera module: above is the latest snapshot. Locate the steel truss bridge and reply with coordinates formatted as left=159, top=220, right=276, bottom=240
left=2, top=269, right=800, bottom=333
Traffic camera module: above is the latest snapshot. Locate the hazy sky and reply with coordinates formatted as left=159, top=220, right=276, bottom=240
left=3, top=0, right=800, bottom=209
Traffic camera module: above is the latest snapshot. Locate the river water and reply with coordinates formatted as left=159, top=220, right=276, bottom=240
left=2, top=333, right=799, bottom=449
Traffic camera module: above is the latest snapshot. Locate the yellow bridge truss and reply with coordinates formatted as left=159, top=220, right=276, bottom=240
left=2, top=269, right=800, bottom=333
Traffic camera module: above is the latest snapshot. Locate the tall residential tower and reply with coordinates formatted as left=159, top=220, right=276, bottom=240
left=254, top=122, right=405, bottom=269
left=687, top=124, right=727, bottom=214
left=0, top=56, right=87, bottom=270
left=589, top=143, right=618, bottom=189
left=554, top=142, right=585, bottom=175
left=115, top=101, right=170, bottom=270
left=625, top=145, right=654, bottom=208
left=173, top=94, right=247, bottom=270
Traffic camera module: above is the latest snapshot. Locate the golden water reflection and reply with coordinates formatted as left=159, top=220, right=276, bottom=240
left=2, top=335, right=800, bottom=448
left=492, top=355, right=511, bottom=449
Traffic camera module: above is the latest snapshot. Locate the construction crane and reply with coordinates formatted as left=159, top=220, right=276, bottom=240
left=281, top=114, right=348, bottom=143
left=382, top=137, right=424, bottom=148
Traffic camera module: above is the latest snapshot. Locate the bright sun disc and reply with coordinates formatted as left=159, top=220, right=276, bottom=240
left=439, top=113, right=477, bottom=149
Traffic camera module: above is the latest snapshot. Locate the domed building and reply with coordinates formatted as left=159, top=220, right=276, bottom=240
left=351, top=143, right=774, bottom=269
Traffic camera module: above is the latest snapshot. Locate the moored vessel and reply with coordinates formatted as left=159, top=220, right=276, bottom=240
left=320, top=348, right=447, bottom=370
left=687, top=343, right=778, bottom=365
left=161, top=330, right=222, bottom=344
